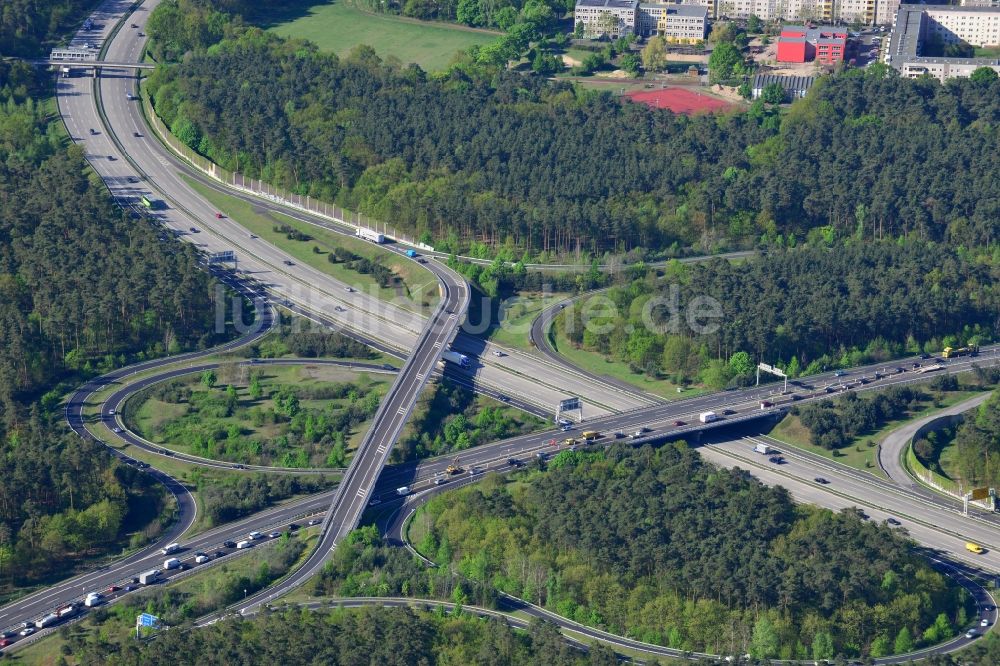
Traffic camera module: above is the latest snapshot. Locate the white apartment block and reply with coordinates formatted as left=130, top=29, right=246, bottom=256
left=691, top=0, right=898, bottom=23
left=576, top=0, right=708, bottom=40
left=885, top=4, right=1000, bottom=81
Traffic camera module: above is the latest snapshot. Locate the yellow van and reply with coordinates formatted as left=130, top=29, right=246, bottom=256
left=582, top=431, right=600, bottom=441
left=966, top=542, right=985, bottom=554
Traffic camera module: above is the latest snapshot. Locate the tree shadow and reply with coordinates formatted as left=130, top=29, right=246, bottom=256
left=242, top=0, right=337, bottom=29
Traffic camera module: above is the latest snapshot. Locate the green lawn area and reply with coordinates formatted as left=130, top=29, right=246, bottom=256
left=264, top=1, right=499, bottom=72
left=182, top=175, right=439, bottom=312
left=128, top=363, right=389, bottom=468
left=488, top=292, right=568, bottom=352
left=548, top=322, right=708, bottom=401
left=974, top=46, right=1000, bottom=58
left=768, top=388, right=988, bottom=476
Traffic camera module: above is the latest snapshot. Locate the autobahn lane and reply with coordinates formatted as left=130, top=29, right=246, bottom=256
left=204, top=248, right=471, bottom=620
left=80, top=0, right=655, bottom=417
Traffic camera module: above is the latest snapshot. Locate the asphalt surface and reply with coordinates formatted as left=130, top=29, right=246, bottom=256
left=71, top=0, right=659, bottom=418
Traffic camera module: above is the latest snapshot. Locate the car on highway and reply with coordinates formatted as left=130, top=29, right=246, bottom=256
left=768, top=456, right=784, bottom=464
left=307, top=519, right=320, bottom=526
left=107, top=409, right=116, bottom=415
left=434, top=476, right=446, bottom=485
left=288, top=523, right=300, bottom=531
left=223, top=540, right=237, bottom=549
left=247, top=531, right=262, bottom=540
left=814, top=477, right=829, bottom=484
left=492, top=350, right=503, bottom=357
left=123, top=584, right=137, bottom=592
left=368, top=498, right=381, bottom=506
left=0, top=631, right=15, bottom=639
left=966, top=629, right=979, bottom=639
left=497, top=394, right=510, bottom=402
left=107, top=584, right=120, bottom=592
left=268, top=532, right=280, bottom=538
left=886, top=517, right=901, bottom=526
left=107, top=154, right=116, bottom=161
left=982, top=618, right=990, bottom=627
left=249, top=233, right=257, bottom=239
left=345, top=286, right=354, bottom=292
left=189, top=227, right=198, bottom=233
left=19, top=627, right=34, bottom=637
left=507, top=458, right=520, bottom=466
left=560, top=424, right=572, bottom=432
left=112, top=427, right=121, bottom=433
left=334, top=306, right=345, bottom=312
left=133, top=131, right=142, bottom=137
left=215, top=212, right=223, bottom=219
left=673, top=420, right=686, bottom=426
left=89, top=128, right=96, bottom=135
left=283, top=260, right=294, bottom=266
left=833, top=370, right=847, bottom=377
left=195, top=552, right=209, bottom=564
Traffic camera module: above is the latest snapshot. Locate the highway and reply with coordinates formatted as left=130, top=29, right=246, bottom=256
left=8, top=1, right=995, bottom=660
left=58, top=0, right=655, bottom=419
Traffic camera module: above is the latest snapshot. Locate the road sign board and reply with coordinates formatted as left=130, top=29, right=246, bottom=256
left=558, top=397, right=581, bottom=412
left=970, top=487, right=990, bottom=501
left=208, top=250, right=235, bottom=264
left=137, top=613, right=159, bottom=628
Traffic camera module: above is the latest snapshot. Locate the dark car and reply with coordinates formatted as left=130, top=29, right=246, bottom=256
left=288, top=523, right=300, bottom=531
left=283, top=260, right=294, bottom=266
left=673, top=420, right=686, bottom=427
left=107, top=155, right=116, bottom=161
left=507, top=458, right=519, bottom=466
left=814, top=477, right=830, bottom=484
left=920, top=353, right=931, bottom=359
left=768, top=456, right=783, bottom=464
left=886, top=518, right=901, bottom=526
left=223, top=540, right=237, bottom=549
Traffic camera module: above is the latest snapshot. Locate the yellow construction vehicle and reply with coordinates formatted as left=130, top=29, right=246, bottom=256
left=942, top=345, right=979, bottom=359
left=445, top=457, right=463, bottom=475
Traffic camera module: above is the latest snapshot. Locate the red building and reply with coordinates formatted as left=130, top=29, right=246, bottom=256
left=776, top=25, right=848, bottom=65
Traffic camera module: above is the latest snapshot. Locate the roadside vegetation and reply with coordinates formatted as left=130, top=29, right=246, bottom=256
left=553, top=244, right=996, bottom=392
left=392, top=380, right=546, bottom=463
left=0, top=12, right=246, bottom=602
left=128, top=364, right=389, bottom=468
left=773, top=370, right=999, bottom=472
left=914, top=388, right=1000, bottom=488
left=55, top=604, right=625, bottom=666
left=404, top=444, right=969, bottom=660
left=16, top=530, right=312, bottom=664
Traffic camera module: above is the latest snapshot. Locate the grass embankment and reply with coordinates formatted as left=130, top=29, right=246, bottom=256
left=128, top=363, right=389, bottom=467
left=548, top=322, right=706, bottom=400
left=14, top=529, right=320, bottom=666
left=181, top=175, right=439, bottom=312
left=487, top=292, right=568, bottom=352
left=261, top=0, right=498, bottom=72
left=769, top=387, right=989, bottom=476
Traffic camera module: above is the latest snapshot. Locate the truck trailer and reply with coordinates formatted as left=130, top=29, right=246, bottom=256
left=699, top=411, right=718, bottom=423
left=753, top=442, right=774, bottom=455
left=139, top=569, right=161, bottom=585
left=441, top=350, right=470, bottom=368
left=355, top=228, right=385, bottom=244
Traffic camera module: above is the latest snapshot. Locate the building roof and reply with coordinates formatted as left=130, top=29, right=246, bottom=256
left=752, top=73, right=816, bottom=92
left=779, top=24, right=847, bottom=45
left=887, top=4, right=1000, bottom=69
left=576, top=0, right=638, bottom=8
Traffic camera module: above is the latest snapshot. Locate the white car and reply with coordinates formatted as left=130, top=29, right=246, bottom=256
left=112, top=427, right=122, bottom=433
left=247, top=531, right=262, bottom=540
left=107, top=409, right=116, bottom=416
left=19, top=626, right=35, bottom=637
left=981, top=618, right=990, bottom=627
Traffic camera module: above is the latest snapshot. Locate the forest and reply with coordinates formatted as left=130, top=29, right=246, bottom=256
left=0, top=6, right=229, bottom=593
left=796, top=385, right=930, bottom=450
left=393, top=380, right=543, bottom=462
left=557, top=243, right=998, bottom=386
left=415, top=443, right=967, bottom=659
left=934, top=389, right=1000, bottom=488
left=66, top=605, right=631, bottom=666
left=142, top=19, right=1000, bottom=256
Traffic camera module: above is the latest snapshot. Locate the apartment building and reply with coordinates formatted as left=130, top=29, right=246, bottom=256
left=577, top=0, right=708, bottom=40
left=776, top=25, right=848, bottom=63
left=885, top=4, right=1000, bottom=81
left=700, top=0, right=895, bottom=23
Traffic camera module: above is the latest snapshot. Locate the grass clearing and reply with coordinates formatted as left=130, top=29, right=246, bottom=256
left=488, top=292, right=567, bottom=352
left=127, top=363, right=389, bottom=468
left=262, top=1, right=498, bottom=72
left=549, top=324, right=708, bottom=401
left=182, top=174, right=439, bottom=311
left=769, top=388, right=988, bottom=476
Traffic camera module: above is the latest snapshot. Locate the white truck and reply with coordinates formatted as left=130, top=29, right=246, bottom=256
left=441, top=350, right=470, bottom=368
left=35, top=613, right=60, bottom=629
left=396, top=486, right=411, bottom=496
left=754, top=442, right=775, bottom=455
left=84, top=592, right=103, bottom=607
left=163, top=557, right=181, bottom=570
left=160, top=542, right=181, bottom=555
left=355, top=228, right=385, bottom=244
left=699, top=411, right=718, bottom=423
left=139, top=569, right=161, bottom=585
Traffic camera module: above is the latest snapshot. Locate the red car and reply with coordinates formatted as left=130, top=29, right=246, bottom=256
left=214, top=212, right=223, bottom=219
left=107, top=585, right=121, bottom=593
left=0, top=638, right=11, bottom=647
left=673, top=420, right=685, bottom=427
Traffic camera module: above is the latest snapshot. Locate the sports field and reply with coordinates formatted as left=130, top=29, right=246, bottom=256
left=266, top=1, right=498, bottom=72
left=624, top=87, right=734, bottom=115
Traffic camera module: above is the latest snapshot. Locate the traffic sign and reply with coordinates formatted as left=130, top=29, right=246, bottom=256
left=137, top=612, right=159, bottom=628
